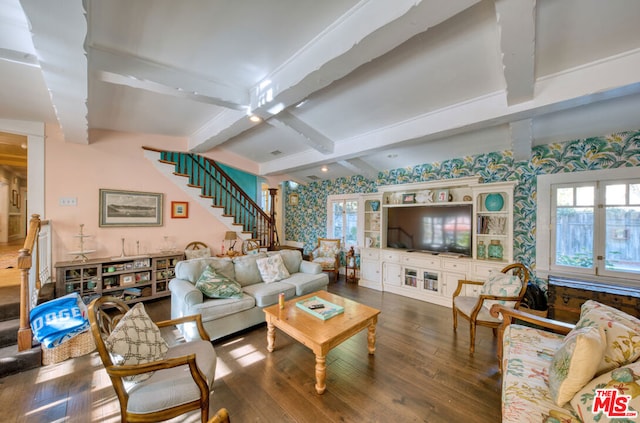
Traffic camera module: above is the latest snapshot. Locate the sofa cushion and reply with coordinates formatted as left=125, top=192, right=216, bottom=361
left=570, top=361, right=640, bottom=423
left=242, top=282, right=296, bottom=307
left=282, top=272, right=329, bottom=296
left=175, top=257, right=235, bottom=284
left=195, top=265, right=243, bottom=299
left=268, top=250, right=303, bottom=274
left=105, top=303, right=169, bottom=384
left=501, top=324, right=578, bottom=423
left=190, top=294, right=256, bottom=322
left=232, top=254, right=267, bottom=286
left=549, top=325, right=606, bottom=406
left=256, top=254, right=290, bottom=283
left=576, top=300, right=640, bottom=375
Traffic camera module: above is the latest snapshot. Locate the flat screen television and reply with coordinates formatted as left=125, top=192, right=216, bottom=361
left=386, top=204, right=473, bottom=257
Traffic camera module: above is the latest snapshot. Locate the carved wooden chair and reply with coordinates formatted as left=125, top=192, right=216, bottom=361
left=185, top=241, right=211, bottom=260
left=452, top=263, right=529, bottom=354
left=309, top=238, right=341, bottom=281
left=207, top=408, right=230, bottom=423
left=88, top=296, right=217, bottom=423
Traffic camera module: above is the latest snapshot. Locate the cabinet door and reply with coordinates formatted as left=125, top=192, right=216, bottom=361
left=382, top=262, right=402, bottom=287
left=442, top=271, right=466, bottom=298
left=360, top=258, right=380, bottom=283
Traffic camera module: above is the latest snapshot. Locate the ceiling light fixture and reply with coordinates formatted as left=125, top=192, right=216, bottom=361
left=321, top=166, right=328, bottom=172
left=249, top=115, right=262, bottom=123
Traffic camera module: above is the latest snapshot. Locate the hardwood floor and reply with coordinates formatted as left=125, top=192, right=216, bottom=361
left=0, top=283, right=502, bottom=422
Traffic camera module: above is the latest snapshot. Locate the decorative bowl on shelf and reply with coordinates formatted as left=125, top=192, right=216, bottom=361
left=370, top=200, right=380, bottom=211
left=484, top=193, right=504, bottom=211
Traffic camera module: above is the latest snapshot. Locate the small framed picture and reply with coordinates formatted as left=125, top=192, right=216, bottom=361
left=436, top=189, right=450, bottom=202
left=402, top=193, right=416, bottom=204
left=289, top=193, right=299, bottom=206
left=171, top=201, right=189, bottom=218
left=120, top=274, right=135, bottom=286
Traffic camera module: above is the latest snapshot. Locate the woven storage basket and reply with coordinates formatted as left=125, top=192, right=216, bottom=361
left=42, top=330, right=96, bottom=365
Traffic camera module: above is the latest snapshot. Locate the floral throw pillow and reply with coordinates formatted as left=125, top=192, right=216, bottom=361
left=549, top=325, right=606, bottom=406
left=105, top=302, right=168, bottom=384
left=576, top=300, right=640, bottom=375
left=479, top=272, right=522, bottom=311
left=195, top=265, right=243, bottom=299
left=256, top=254, right=290, bottom=283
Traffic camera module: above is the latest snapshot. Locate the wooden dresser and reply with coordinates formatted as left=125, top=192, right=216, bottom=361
left=548, top=276, right=640, bottom=323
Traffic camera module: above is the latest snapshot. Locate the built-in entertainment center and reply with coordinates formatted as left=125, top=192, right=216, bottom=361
left=357, top=176, right=516, bottom=308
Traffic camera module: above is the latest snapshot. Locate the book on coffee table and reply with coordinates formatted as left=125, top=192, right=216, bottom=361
left=296, top=296, right=344, bottom=320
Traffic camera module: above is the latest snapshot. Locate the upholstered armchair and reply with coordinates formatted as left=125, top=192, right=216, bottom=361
left=88, top=296, right=217, bottom=423
left=452, top=263, right=529, bottom=354
left=309, top=238, right=341, bottom=281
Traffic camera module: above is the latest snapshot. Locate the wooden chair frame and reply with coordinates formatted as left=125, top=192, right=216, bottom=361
left=88, top=296, right=213, bottom=423
left=451, top=263, right=529, bottom=354
left=207, top=407, right=230, bottom=423
left=308, top=238, right=341, bottom=281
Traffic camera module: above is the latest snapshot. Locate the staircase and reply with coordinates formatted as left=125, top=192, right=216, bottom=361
left=144, top=148, right=278, bottom=249
left=0, top=285, right=41, bottom=378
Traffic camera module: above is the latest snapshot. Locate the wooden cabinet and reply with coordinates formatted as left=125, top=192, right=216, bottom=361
left=359, top=248, right=381, bottom=290
left=548, top=277, right=640, bottom=323
left=55, top=252, right=184, bottom=304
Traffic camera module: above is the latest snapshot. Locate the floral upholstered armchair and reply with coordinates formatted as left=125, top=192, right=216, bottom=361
left=309, top=238, right=341, bottom=281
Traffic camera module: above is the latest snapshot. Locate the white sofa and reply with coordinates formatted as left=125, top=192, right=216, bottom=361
left=169, top=249, right=329, bottom=341
left=495, top=301, right=640, bottom=423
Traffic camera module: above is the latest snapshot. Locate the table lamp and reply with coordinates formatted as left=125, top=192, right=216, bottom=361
left=224, top=231, right=237, bottom=256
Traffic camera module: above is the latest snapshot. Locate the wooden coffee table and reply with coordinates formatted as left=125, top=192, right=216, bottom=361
left=263, top=290, right=380, bottom=394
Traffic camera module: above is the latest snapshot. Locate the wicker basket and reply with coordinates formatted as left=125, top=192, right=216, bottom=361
left=41, top=330, right=96, bottom=365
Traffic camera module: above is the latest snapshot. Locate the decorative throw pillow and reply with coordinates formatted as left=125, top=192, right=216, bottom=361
left=570, top=361, right=640, bottom=423
left=195, top=265, right=243, bottom=299
left=185, top=247, right=211, bottom=260
left=479, top=272, right=522, bottom=311
left=105, top=302, right=168, bottom=384
left=549, top=325, right=606, bottom=406
left=256, top=254, right=290, bottom=283
left=576, top=300, right=640, bottom=375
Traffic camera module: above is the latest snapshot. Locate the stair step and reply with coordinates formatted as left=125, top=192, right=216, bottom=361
left=0, top=301, right=19, bottom=322
left=0, top=344, right=41, bottom=378
left=0, top=318, right=19, bottom=347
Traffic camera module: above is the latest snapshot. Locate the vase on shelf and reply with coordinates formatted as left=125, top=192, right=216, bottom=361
left=484, top=193, right=504, bottom=211
left=488, top=240, right=503, bottom=260
left=477, top=241, right=486, bottom=260
left=370, top=200, right=380, bottom=212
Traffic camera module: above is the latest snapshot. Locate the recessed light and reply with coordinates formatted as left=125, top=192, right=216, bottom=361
left=321, top=166, right=328, bottom=172
left=249, top=115, right=262, bottom=123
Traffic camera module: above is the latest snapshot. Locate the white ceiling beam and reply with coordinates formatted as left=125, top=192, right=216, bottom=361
left=260, top=49, right=640, bottom=175
left=269, top=111, right=334, bottom=154
left=89, top=47, right=248, bottom=110
left=494, top=0, right=536, bottom=105
left=508, top=119, right=532, bottom=161
left=190, top=0, right=482, bottom=152
left=20, top=0, right=88, bottom=144
left=337, top=158, right=379, bottom=180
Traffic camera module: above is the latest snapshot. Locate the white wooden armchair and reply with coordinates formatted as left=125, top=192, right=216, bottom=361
left=452, top=263, right=529, bottom=354
left=308, top=238, right=341, bottom=281
left=88, top=296, right=217, bottom=423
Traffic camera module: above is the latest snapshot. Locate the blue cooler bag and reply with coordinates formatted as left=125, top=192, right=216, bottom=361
left=30, top=293, right=90, bottom=348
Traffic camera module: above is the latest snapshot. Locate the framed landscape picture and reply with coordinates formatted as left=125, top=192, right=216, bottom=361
left=99, top=189, right=163, bottom=227
left=171, top=201, right=188, bottom=218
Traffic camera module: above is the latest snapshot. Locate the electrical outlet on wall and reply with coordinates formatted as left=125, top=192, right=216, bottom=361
left=59, top=197, right=77, bottom=206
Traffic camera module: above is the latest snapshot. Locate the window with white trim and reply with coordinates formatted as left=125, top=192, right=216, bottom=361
left=327, top=194, right=358, bottom=249
left=537, top=168, right=640, bottom=282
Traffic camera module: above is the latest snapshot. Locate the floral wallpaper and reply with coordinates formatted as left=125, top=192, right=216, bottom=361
left=284, top=130, right=640, bottom=287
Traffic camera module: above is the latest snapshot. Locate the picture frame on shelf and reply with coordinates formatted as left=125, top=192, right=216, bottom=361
left=99, top=189, right=163, bottom=227
left=120, top=273, right=135, bottom=286
left=436, top=189, right=450, bottom=203
left=171, top=201, right=188, bottom=218
left=402, top=193, right=416, bottom=204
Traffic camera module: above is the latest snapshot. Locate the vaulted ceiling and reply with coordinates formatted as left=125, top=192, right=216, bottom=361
left=2, top=0, right=640, bottom=183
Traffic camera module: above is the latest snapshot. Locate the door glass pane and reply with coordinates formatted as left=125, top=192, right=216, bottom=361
left=630, top=184, right=640, bottom=205
left=556, top=187, right=574, bottom=206
left=344, top=200, right=358, bottom=247
left=331, top=201, right=344, bottom=240
left=555, top=205, right=594, bottom=269
left=605, top=204, right=640, bottom=274
left=576, top=186, right=594, bottom=206
left=606, top=184, right=626, bottom=206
